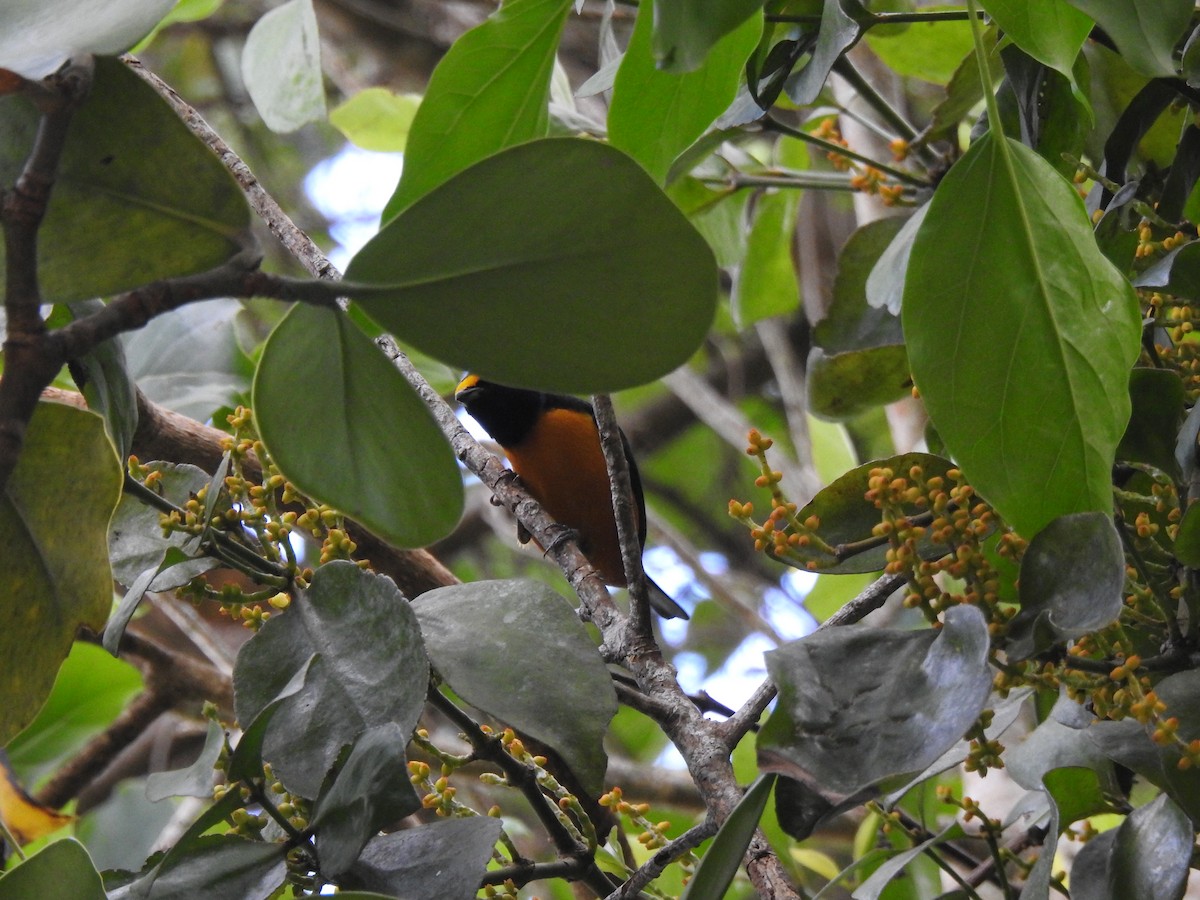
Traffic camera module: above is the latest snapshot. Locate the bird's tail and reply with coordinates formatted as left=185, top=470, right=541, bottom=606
left=646, top=576, right=689, bottom=619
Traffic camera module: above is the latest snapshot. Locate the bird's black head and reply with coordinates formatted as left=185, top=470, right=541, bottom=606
left=454, top=374, right=546, bottom=448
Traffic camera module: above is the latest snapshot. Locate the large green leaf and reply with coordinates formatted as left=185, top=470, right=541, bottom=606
left=0, top=839, right=105, bottom=900
left=0, top=402, right=120, bottom=744
left=233, top=562, right=430, bottom=798
left=609, top=4, right=761, bottom=183
left=240, top=0, right=325, bottom=133
left=979, top=0, right=1092, bottom=87
left=1063, top=0, right=1191, bottom=77
left=758, top=605, right=992, bottom=801
left=0, top=0, right=174, bottom=79
left=651, top=0, right=766, bottom=73
left=383, top=0, right=572, bottom=218
left=0, top=57, right=249, bottom=304
left=347, top=139, right=718, bottom=394
left=784, top=0, right=866, bottom=105
left=903, top=133, right=1140, bottom=539
left=413, top=579, right=617, bottom=797
left=253, top=303, right=463, bottom=549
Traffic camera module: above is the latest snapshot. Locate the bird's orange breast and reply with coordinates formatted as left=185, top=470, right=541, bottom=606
left=503, top=407, right=632, bottom=587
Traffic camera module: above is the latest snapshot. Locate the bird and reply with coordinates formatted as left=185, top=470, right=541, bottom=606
left=454, top=374, right=689, bottom=619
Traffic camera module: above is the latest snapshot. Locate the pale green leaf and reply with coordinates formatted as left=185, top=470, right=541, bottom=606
left=0, top=0, right=173, bottom=79
left=329, top=89, right=420, bottom=152
left=609, top=4, right=762, bottom=183
left=241, top=0, right=325, bottom=133
left=384, top=0, right=572, bottom=218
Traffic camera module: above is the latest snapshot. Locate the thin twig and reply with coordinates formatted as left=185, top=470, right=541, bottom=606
left=604, top=820, right=718, bottom=899
left=593, top=394, right=654, bottom=641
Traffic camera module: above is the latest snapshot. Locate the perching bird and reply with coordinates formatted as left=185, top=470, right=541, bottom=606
left=455, top=374, right=688, bottom=619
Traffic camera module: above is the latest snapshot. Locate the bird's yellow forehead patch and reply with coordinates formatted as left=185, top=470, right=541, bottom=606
left=454, top=373, right=481, bottom=397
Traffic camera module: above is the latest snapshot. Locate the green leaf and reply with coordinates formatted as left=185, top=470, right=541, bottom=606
left=0, top=0, right=174, bottom=79
left=903, top=132, right=1140, bottom=538
left=347, top=139, right=718, bottom=394
left=341, top=818, right=503, bottom=900
left=1063, top=0, right=1191, bottom=77
left=384, top=0, right=572, bottom=218
left=758, top=605, right=992, bottom=800
left=667, top=176, right=750, bottom=268
left=310, top=723, right=421, bottom=876
left=806, top=345, right=911, bottom=420
left=5, top=642, right=142, bottom=787
left=1070, top=794, right=1192, bottom=900
left=0, top=838, right=105, bottom=900
left=145, top=719, right=224, bottom=801
left=253, top=304, right=463, bottom=549
left=732, top=191, right=801, bottom=327
left=817, top=217, right=906, bottom=351
left=679, top=774, right=775, bottom=900
left=917, top=25, right=1002, bottom=145
left=0, top=57, right=249, bottom=304
left=123, top=298, right=251, bottom=423
left=1006, top=512, right=1124, bottom=659
left=413, top=579, right=617, bottom=796
left=609, top=4, right=761, bottom=183
left=1118, top=369, right=1185, bottom=473
left=1042, top=766, right=1111, bottom=827
left=864, top=9, right=974, bottom=85
left=0, top=402, right=120, bottom=745
left=651, top=0, right=766, bottom=72
left=109, top=462, right=220, bottom=592
left=979, top=0, right=1092, bottom=89
left=1174, top=501, right=1200, bottom=567
left=329, top=89, right=420, bottom=152
left=233, top=561, right=430, bottom=798
left=241, top=0, right=325, bottom=133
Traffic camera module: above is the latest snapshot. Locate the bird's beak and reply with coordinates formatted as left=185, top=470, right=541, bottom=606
left=454, top=373, right=481, bottom=404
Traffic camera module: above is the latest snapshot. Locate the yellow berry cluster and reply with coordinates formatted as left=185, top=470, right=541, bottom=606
left=867, top=463, right=1017, bottom=630
left=812, top=119, right=906, bottom=205
left=599, top=785, right=677, bottom=853
left=1134, top=221, right=1188, bottom=259
left=729, top=430, right=834, bottom=569
left=1143, top=291, right=1200, bottom=399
